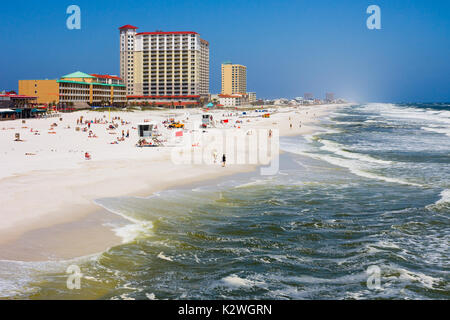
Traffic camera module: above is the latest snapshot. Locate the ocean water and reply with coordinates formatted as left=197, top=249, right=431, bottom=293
left=1, top=103, right=449, bottom=300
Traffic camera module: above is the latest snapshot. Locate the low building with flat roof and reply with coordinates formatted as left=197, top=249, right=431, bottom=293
left=127, top=95, right=200, bottom=108
left=19, top=71, right=127, bottom=109
left=218, top=93, right=249, bottom=107
left=0, top=92, right=38, bottom=119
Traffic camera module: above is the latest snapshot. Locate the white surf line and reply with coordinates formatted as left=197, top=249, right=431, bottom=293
left=318, top=139, right=392, bottom=165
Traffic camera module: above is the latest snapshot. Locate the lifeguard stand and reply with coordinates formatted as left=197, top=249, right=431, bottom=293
left=138, top=123, right=155, bottom=138
left=137, top=123, right=164, bottom=147
left=202, top=114, right=213, bottom=128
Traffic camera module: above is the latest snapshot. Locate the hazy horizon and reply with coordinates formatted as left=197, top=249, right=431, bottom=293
left=1, top=0, right=449, bottom=102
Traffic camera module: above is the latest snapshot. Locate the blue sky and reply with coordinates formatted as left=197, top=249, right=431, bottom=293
left=1, top=0, right=449, bottom=102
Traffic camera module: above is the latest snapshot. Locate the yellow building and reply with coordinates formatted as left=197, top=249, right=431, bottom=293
left=19, top=72, right=127, bottom=108
left=221, top=62, right=247, bottom=95
left=18, top=80, right=59, bottom=105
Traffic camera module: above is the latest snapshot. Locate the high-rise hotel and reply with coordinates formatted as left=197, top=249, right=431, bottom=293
left=218, top=62, right=254, bottom=107
left=120, top=25, right=210, bottom=107
left=221, top=62, right=247, bottom=95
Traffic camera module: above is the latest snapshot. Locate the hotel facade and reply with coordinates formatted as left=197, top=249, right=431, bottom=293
left=221, top=62, right=247, bottom=95
left=19, top=72, right=127, bottom=107
left=119, top=25, right=210, bottom=107
left=0, top=92, right=38, bottom=120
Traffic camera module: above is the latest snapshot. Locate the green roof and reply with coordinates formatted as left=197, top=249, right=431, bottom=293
left=61, top=71, right=95, bottom=79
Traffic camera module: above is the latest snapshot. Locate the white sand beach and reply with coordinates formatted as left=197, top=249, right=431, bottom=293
left=0, top=104, right=347, bottom=261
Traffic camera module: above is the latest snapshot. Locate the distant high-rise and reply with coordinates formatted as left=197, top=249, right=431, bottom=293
left=221, top=62, right=247, bottom=95
left=119, top=25, right=210, bottom=107
left=326, top=92, right=335, bottom=101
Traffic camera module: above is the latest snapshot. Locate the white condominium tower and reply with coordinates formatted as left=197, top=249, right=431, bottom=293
left=221, top=62, right=247, bottom=95
left=119, top=25, right=210, bottom=107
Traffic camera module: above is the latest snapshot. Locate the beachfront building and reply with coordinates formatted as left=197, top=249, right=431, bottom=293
left=120, top=25, right=210, bottom=108
left=19, top=72, right=127, bottom=108
left=325, top=92, right=335, bottom=102
left=248, top=92, right=257, bottom=103
left=218, top=94, right=249, bottom=107
left=221, top=62, right=247, bottom=95
left=0, top=92, right=38, bottom=120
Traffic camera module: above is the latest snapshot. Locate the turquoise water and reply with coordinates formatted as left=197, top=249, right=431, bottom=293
left=2, top=103, right=449, bottom=299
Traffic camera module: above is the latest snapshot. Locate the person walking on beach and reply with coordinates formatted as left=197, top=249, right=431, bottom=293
left=213, top=151, right=218, bottom=163
left=222, top=154, right=226, bottom=167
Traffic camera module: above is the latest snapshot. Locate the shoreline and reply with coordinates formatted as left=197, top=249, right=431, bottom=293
left=0, top=104, right=349, bottom=262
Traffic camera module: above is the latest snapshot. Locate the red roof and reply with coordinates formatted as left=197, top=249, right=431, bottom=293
left=218, top=94, right=243, bottom=98
left=90, top=74, right=122, bottom=80
left=119, top=25, right=138, bottom=30
left=136, top=31, right=198, bottom=36
left=127, top=95, right=200, bottom=99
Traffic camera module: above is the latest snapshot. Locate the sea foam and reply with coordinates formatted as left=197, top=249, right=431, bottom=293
left=436, top=189, right=450, bottom=205
left=319, top=139, right=391, bottom=165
